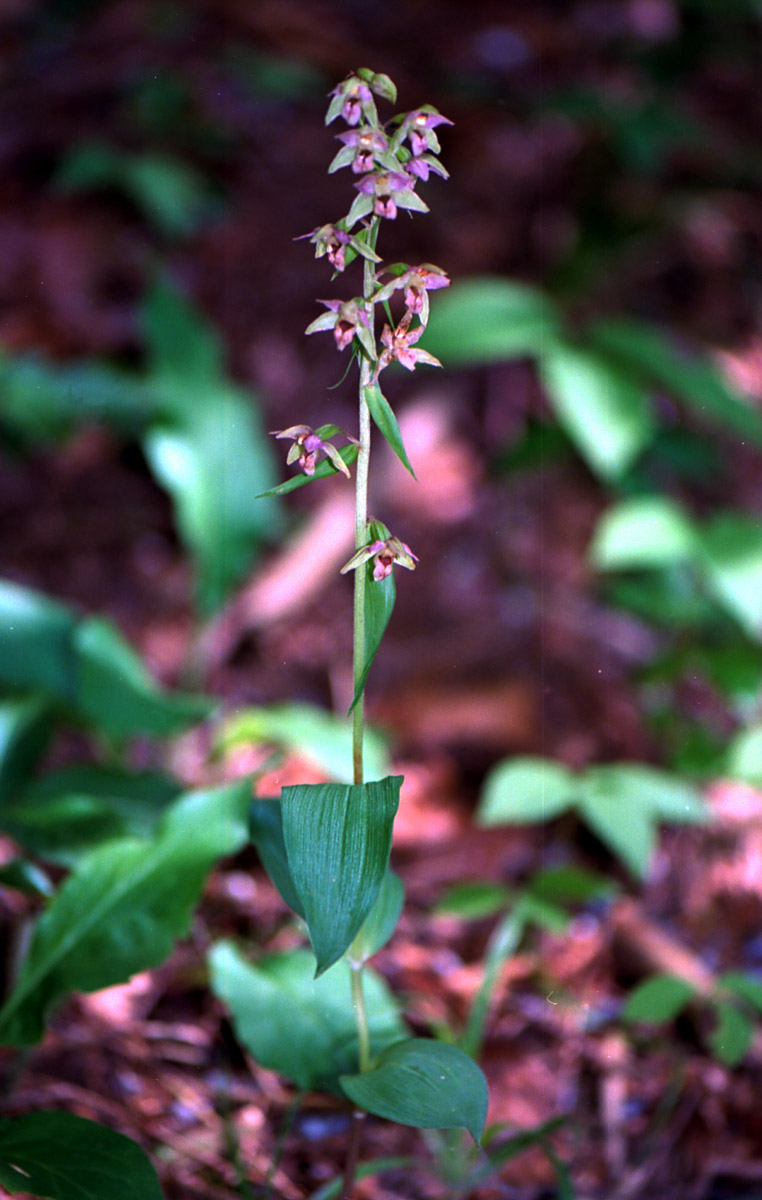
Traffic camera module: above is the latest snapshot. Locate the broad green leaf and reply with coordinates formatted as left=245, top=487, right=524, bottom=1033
left=590, top=497, right=699, bottom=571
left=74, top=616, right=212, bottom=737
left=0, top=859, right=53, bottom=897
left=423, top=278, right=561, bottom=364
left=708, top=1001, right=754, bottom=1066
left=144, top=389, right=282, bottom=614
left=588, top=318, right=762, bottom=449
left=699, top=513, right=762, bottom=639
left=364, top=384, right=416, bottom=478
left=256, top=443, right=358, bottom=497
left=248, top=798, right=304, bottom=917
left=2, top=765, right=181, bottom=865
left=0, top=579, right=211, bottom=738
left=208, top=942, right=405, bottom=1094
left=577, top=781, right=657, bottom=879
left=341, top=1038, right=489, bottom=1144
left=0, top=1110, right=163, bottom=1199
left=348, top=869, right=405, bottom=964
left=540, top=342, right=655, bottom=480
left=0, top=780, right=250, bottom=1046
left=0, top=698, right=52, bottom=802
left=718, top=971, right=762, bottom=1016
left=349, top=522, right=397, bottom=712
left=219, top=703, right=389, bottom=783
left=585, top=764, right=705, bottom=824
left=477, top=757, right=577, bottom=826
left=280, top=776, right=401, bottom=975
left=622, top=974, right=695, bottom=1023
left=726, top=725, right=762, bottom=783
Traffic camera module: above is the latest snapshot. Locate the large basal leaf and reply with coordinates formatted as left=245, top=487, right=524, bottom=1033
left=249, top=798, right=304, bottom=917
left=699, top=513, right=762, bottom=639
left=1, top=765, right=181, bottom=866
left=0, top=579, right=211, bottom=739
left=477, top=757, right=577, bottom=826
left=423, top=278, right=560, bottom=364
left=539, top=342, right=655, bottom=480
left=0, top=780, right=250, bottom=1046
left=208, top=942, right=406, bottom=1094
left=590, top=496, right=699, bottom=572
left=340, top=1038, right=489, bottom=1144
left=348, top=869, right=404, bottom=965
left=588, top=318, right=762, bottom=450
left=0, top=1110, right=163, bottom=1200
left=364, top=383, right=416, bottom=478
left=280, top=776, right=401, bottom=975
left=219, top=702, right=390, bottom=784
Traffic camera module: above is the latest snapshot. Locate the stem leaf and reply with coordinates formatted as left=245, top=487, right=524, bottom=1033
left=280, top=776, right=401, bottom=976
left=349, top=545, right=396, bottom=713
left=340, top=1038, right=489, bottom=1143
left=256, top=443, right=358, bottom=497
left=365, top=384, right=416, bottom=478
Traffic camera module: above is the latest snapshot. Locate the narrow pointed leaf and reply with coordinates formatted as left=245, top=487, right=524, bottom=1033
left=0, top=780, right=250, bottom=1046
left=0, top=1111, right=163, bottom=1200
left=257, top=443, right=358, bottom=497
left=208, top=942, right=406, bottom=1094
left=349, top=521, right=397, bottom=713
left=348, top=869, right=404, bottom=965
left=365, top=384, right=416, bottom=477
left=280, top=776, right=401, bottom=975
left=341, top=1038, right=489, bottom=1144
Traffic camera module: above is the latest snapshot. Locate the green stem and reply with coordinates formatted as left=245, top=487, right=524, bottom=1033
left=350, top=961, right=372, bottom=1073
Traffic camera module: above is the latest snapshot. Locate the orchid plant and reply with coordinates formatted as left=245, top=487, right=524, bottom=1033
left=212, top=69, right=490, bottom=1195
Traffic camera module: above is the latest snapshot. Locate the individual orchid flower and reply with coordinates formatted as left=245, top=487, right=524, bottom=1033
left=296, top=224, right=352, bottom=272
left=373, top=263, right=450, bottom=325
left=305, top=298, right=375, bottom=357
left=378, top=317, right=443, bottom=373
left=325, top=75, right=375, bottom=127
left=332, top=126, right=389, bottom=175
left=270, top=424, right=351, bottom=478
left=353, top=170, right=427, bottom=221
left=402, top=107, right=454, bottom=156
left=341, top=535, right=419, bottom=582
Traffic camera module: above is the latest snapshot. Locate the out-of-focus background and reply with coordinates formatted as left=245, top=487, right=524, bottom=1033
left=3, top=1, right=762, bottom=1197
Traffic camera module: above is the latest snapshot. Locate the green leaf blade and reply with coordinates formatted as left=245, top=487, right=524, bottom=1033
left=280, top=777, right=401, bottom=975
left=340, top=1038, right=489, bottom=1144
left=477, top=757, right=576, bottom=826
left=364, top=384, right=416, bottom=478
left=622, top=974, right=695, bottom=1023
left=0, top=1110, right=163, bottom=1200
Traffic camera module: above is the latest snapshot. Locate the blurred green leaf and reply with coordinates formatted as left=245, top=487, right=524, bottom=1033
left=248, top=798, right=304, bottom=918
left=0, top=698, right=53, bottom=803
left=540, top=342, right=655, bottom=480
left=56, top=141, right=220, bottom=238
left=0, top=858, right=53, bottom=898
left=718, top=971, right=762, bottom=1015
left=341, top=1039, right=489, bottom=1144
left=478, top=757, right=577, bottom=826
left=725, top=724, right=762, bottom=783
left=590, top=497, right=699, bottom=571
left=141, top=279, right=223, bottom=387
left=707, top=1001, right=753, bottom=1066
left=423, top=278, right=560, bottom=364
left=699, top=513, right=762, bottom=639
left=0, top=1110, right=163, bottom=1199
left=0, top=780, right=250, bottom=1045
left=219, top=703, right=389, bottom=784
left=280, top=777, right=401, bottom=975
left=622, top=974, right=696, bottom=1023
left=434, top=880, right=513, bottom=920
left=208, top=942, right=405, bottom=1094
left=0, top=579, right=211, bottom=738
left=588, top=318, right=762, bottom=449
left=527, top=865, right=617, bottom=905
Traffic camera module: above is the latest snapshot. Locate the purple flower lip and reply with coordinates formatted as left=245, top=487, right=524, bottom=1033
left=270, top=424, right=351, bottom=478
left=340, top=535, right=419, bottom=580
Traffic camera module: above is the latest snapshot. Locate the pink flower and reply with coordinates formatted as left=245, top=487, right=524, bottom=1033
left=337, top=126, right=389, bottom=174
left=403, top=107, right=453, bottom=156
left=378, top=318, right=443, bottom=372
left=354, top=170, right=413, bottom=220
left=270, top=424, right=351, bottom=478
left=328, top=77, right=373, bottom=126
left=305, top=298, right=372, bottom=353
left=341, top=535, right=419, bottom=581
